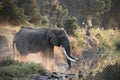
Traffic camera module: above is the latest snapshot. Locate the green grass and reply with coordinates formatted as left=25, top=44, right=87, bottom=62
left=0, top=57, right=47, bottom=80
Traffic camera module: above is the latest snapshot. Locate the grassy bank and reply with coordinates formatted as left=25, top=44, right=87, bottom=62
left=0, top=57, right=47, bottom=80
left=0, top=25, right=120, bottom=80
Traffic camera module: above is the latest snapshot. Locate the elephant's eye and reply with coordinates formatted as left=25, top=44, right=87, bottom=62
left=58, top=35, right=65, bottom=39
left=58, top=33, right=65, bottom=38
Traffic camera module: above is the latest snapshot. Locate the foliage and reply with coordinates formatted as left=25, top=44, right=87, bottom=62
left=74, top=28, right=120, bottom=80
left=0, top=57, right=19, bottom=66
left=41, top=15, right=49, bottom=26
left=17, top=0, right=41, bottom=25
left=60, top=0, right=112, bottom=27
left=64, top=17, right=79, bottom=36
left=0, top=1, right=3, bottom=10
left=70, top=35, right=85, bottom=55
left=43, top=0, right=68, bottom=27
left=72, top=29, right=86, bottom=49
left=0, top=0, right=119, bottom=29
left=0, top=58, right=47, bottom=80
left=96, top=62, right=120, bottom=80
left=76, top=0, right=110, bottom=16
left=90, top=28, right=120, bottom=53
left=0, top=0, right=28, bottom=24
left=116, top=42, right=120, bottom=51
left=0, top=0, right=41, bottom=25
left=101, top=0, right=120, bottom=29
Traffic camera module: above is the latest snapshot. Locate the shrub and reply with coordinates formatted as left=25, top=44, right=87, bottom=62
left=90, top=28, right=120, bottom=54
left=0, top=58, right=47, bottom=79
left=3, top=0, right=28, bottom=25
left=115, top=42, right=120, bottom=51
left=99, top=62, right=120, bottom=80
left=41, top=16, right=49, bottom=26
left=0, top=57, right=19, bottom=67
left=64, top=17, right=79, bottom=36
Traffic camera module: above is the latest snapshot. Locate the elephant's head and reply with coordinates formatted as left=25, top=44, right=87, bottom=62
left=47, top=28, right=78, bottom=69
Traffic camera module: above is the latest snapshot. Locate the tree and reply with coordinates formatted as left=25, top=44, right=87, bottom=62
left=101, top=0, right=120, bottom=29
left=76, top=0, right=111, bottom=27
left=60, top=0, right=111, bottom=27
left=0, top=1, right=3, bottom=10
left=43, top=0, right=68, bottom=27
left=0, top=0, right=27, bottom=24
left=18, top=0, right=41, bottom=25
left=64, top=17, right=79, bottom=36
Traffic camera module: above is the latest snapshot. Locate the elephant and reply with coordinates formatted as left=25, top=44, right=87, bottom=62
left=13, top=27, right=78, bottom=69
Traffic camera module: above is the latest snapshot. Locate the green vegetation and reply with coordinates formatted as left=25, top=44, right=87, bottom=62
left=90, top=28, right=120, bottom=53
left=18, top=0, right=41, bottom=25
left=0, top=0, right=119, bottom=29
left=94, top=62, right=120, bottom=80
left=70, top=28, right=120, bottom=80
left=0, top=0, right=120, bottom=80
left=101, top=62, right=120, bottom=80
left=64, top=17, right=79, bottom=36
left=43, top=0, right=68, bottom=27
left=64, top=0, right=111, bottom=27
left=60, top=0, right=120, bottom=29
left=0, top=57, right=47, bottom=80
left=0, top=0, right=28, bottom=24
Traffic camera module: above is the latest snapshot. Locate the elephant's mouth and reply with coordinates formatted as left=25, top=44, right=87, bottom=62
left=62, top=47, right=78, bottom=62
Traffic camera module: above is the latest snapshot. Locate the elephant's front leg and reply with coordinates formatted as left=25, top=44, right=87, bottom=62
left=67, top=59, right=72, bottom=70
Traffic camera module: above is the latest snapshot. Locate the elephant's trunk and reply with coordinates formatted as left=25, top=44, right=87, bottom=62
left=62, top=38, right=78, bottom=62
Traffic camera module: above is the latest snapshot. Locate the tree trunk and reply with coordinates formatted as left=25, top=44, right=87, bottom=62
left=87, top=15, right=93, bottom=27
left=86, top=15, right=93, bottom=36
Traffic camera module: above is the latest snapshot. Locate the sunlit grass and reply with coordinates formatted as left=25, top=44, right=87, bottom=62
left=0, top=25, right=120, bottom=80
left=90, top=28, right=120, bottom=53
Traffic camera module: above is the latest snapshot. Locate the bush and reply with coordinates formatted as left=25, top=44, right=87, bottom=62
left=0, top=57, right=19, bottom=67
left=0, top=0, right=28, bottom=25
left=90, top=28, right=120, bottom=54
left=41, top=16, right=49, bottom=26
left=0, top=58, right=47, bottom=79
left=99, top=62, right=120, bottom=80
left=64, top=17, right=79, bottom=36
left=115, top=42, right=120, bottom=51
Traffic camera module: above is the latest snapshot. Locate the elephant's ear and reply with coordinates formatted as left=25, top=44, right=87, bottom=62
left=47, top=29, right=58, bottom=46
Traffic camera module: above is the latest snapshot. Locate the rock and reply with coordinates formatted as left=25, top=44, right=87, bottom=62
left=65, top=74, right=75, bottom=80
left=38, top=72, right=64, bottom=80
left=78, top=70, right=83, bottom=79
left=10, top=78, right=17, bottom=80
left=38, top=76, right=49, bottom=80
left=31, top=74, right=40, bottom=80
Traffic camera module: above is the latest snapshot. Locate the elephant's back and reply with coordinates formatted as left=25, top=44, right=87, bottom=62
left=14, top=27, right=49, bottom=41
left=18, top=27, right=49, bottom=35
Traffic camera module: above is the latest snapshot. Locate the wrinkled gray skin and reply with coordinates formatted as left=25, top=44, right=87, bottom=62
left=13, top=27, right=78, bottom=69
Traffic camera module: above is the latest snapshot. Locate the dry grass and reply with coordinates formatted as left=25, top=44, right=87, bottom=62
left=0, top=25, right=120, bottom=77
left=0, top=25, right=71, bottom=72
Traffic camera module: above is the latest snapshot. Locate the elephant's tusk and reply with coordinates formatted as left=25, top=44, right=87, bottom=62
left=62, top=47, right=77, bottom=62
left=71, top=55, right=79, bottom=60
